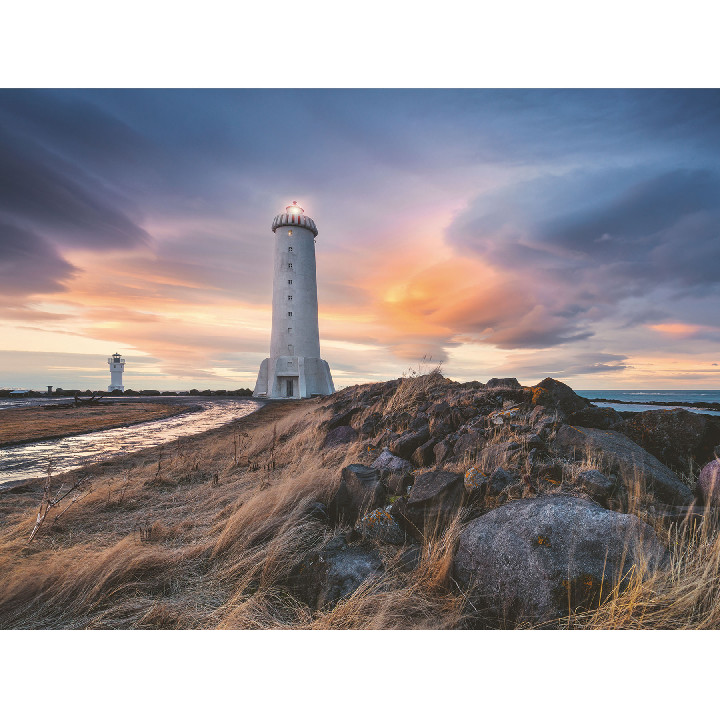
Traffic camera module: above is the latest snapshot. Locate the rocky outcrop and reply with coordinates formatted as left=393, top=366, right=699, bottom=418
left=392, top=470, right=464, bottom=539
left=454, top=496, right=667, bottom=624
left=293, top=535, right=383, bottom=609
left=555, top=425, right=693, bottom=506
left=486, top=377, right=522, bottom=390
left=390, top=428, right=430, bottom=460
left=531, top=378, right=590, bottom=418
left=577, top=469, right=615, bottom=504
left=620, top=409, right=708, bottom=472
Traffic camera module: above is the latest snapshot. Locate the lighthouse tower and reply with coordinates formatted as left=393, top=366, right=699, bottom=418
left=253, top=202, right=335, bottom=399
left=108, top=353, right=125, bottom=392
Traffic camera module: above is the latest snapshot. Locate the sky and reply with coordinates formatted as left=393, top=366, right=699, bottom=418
left=1, top=88, right=720, bottom=391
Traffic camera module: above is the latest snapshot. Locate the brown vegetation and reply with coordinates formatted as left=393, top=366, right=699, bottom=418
left=0, top=373, right=718, bottom=629
left=0, top=402, right=191, bottom=446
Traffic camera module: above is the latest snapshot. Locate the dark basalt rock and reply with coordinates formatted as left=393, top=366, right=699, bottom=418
left=555, top=425, right=693, bottom=506
left=292, top=535, right=384, bottom=609
left=328, top=464, right=386, bottom=524
left=620, top=409, right=708, bottom=472
left=390, top=427, right=431, bottom=460
left=531, top=378, right=590, bottom=418
left=323, top=425, right=359, bottom=447
left=454, top=495, right=668, bottom=625
left=486, top=377, right=522, bottom=389
left=577, top=469, right=615, bottom=504
left=412, top=438, right=437, bottom=468
left=567, top=406, right=623, bottom=430
left=392, top=470, right=464, bottom=540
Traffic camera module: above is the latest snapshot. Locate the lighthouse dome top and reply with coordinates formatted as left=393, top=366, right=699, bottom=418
left=272, top=200, right=318, bottom=237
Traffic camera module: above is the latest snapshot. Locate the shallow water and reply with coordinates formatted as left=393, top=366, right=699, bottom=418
left=0, top=397, right=263, bottom=487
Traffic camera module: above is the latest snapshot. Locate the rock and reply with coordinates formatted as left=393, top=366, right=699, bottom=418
left=620, top=409, right=707, bottom=471
left=390, top=428, right=430, bottom=460
left=523, top=433, right=547, bottom=451
left=359, top=412, right=381, bottom=437
left=395, top=545, right=422, bottom=572
left=452, top=431, right=484, bottom=463
left=698, top=460, right=720, bottom=505
left=323, top=425, right=359, bottom=447
left=454, top=495, right=668, bottom=624
left=328, top=464, right=386, bottom=524
left=464, top=465, right=489, bottom=494
left=412, top=438, right=437, bottom=467
left=392, top=471, right=464, bottom=539
left=356, top=508, right=406, bottom=545
left=371, top=448, right=413, bottom=476
left=306, top=502, right=329, bottom=522
left=486, top=377, right=522, bottom=389
left=294, top=535, right=383, bottom=609
left=567, top=406, right=623, bottom=430
left=577, top=469, right=615, bottom=502
left=325, top=407, right=362, bottom=431
left=555, top=425, right=693, bottom=506
left=487, top=467, right=515, bottom=496
left=479, top=440, right=520, bottom=468
left=434, top=440, right=453, bottom=465
left=530, top=378, right=590, bottom=418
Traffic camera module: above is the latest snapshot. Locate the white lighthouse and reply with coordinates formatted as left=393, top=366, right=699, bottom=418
left=253, top=202, right=335, bottom=399
left=108, top=352, right=125, bottom=392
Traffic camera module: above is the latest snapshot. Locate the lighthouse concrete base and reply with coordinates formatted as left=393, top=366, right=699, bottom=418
left=253, top=356, right=335, bottom=399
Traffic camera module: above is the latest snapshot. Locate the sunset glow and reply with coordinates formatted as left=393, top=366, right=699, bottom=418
left=2, top=89, right=720, bottom=390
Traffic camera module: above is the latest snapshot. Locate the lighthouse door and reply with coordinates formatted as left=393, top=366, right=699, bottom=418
left=286, top=379, right=294, bottom=397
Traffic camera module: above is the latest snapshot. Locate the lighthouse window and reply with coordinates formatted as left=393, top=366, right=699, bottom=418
left=288, top=295, right=292, bottom=301
left=288, top=246, right=293, bottom=252
left=288, top=230, right=293, bottom=236
left=288, top=279, right=292, bottom=285
left=288, top=263, right=293, bottom=269
left=288, top=327, right=293, bottom=334
left=288, top=311, right=292, bottom=317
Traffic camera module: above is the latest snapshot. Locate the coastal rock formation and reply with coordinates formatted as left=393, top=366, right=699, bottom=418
left=328, top=464, right=385, bottom=524
left=555, top=425, right=694, bottom=505
left=323, top=425, right=358, bottom=447
left=567, top=406, right=623, bottom=430
left=530, top=378, right=590, bottom=418
left=454, top=496, right=668, bottom=624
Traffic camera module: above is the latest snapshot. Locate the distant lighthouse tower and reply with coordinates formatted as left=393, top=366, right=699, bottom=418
left=108, top=353, right=125, bottom=392
left=253, top=202, right=335, bottom=399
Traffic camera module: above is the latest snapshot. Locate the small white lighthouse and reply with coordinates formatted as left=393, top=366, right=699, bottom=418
left=108, top=352, right=125, bottom=392
left=253, top=202, right=335, bottom=399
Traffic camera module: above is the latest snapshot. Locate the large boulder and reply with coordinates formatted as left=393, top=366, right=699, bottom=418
left=620, top=409, right=707, bottom=471
left=555, top=425, right=693, bottom=506
left=392, top=470, right=464, bottom=539
left=530, top=378, right=590, bottom=418
left=454, top=495, right=668, bottom=624
left=293, top=536, right=383, bottom=609
left=328, top=464, right=386, bottom=524
left=698, top=460, right=720, bottom=506
left=452, top=431, right=485, bottom=463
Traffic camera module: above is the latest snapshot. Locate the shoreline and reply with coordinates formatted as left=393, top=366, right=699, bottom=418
left=589, top=397, right=720, bottom=412
left=0, top=401, right=200, bottom=449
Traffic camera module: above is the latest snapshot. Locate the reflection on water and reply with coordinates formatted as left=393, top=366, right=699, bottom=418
left=0, top=397, right=263, bottom=487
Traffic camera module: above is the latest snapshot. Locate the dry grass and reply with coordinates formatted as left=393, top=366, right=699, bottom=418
left=1, top=380, right=719, bottom=630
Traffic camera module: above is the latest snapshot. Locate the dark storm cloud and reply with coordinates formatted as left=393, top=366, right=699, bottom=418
left=446, top=165, right=720, bottom=350
left=0, top=222, right=76, bottom=295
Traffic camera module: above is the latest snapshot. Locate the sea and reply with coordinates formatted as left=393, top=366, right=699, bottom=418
left=577, top=390, right=720, bottom=416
